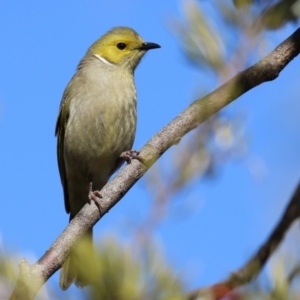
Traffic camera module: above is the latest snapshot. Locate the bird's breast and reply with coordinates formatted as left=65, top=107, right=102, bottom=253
left=64, top=71, right=137, bottom=173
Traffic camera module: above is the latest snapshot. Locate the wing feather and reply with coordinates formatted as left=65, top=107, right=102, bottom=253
left=55, top=89, right=72, bottom=213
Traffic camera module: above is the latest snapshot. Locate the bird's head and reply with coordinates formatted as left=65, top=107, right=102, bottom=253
left=88, top=27, right=160, bottom=71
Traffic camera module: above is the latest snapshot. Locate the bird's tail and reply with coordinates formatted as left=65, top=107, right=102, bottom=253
left=59, top=228, right=94, bottom=290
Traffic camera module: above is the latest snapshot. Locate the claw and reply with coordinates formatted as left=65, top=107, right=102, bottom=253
left=88, top=182, right=103, bottom=215
left=120, top=150, right=140, bottom=164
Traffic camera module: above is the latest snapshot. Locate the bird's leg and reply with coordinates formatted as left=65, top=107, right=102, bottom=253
left=88, top=182, right=103, bottom=215
left=120, top=150, right=144, bottom=164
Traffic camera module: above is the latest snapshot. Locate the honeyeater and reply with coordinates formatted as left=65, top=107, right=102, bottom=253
left=55, top=27, right=160, bottom=290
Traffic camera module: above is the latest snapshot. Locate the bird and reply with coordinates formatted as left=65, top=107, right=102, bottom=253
left=55, top=26, right=160, bottom=290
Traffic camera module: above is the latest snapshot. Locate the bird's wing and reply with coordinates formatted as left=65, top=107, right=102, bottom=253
left=55, top=87, right=72, bottom=213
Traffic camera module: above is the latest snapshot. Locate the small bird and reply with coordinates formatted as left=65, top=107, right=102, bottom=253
left=55, top=27, right=160, bottom=290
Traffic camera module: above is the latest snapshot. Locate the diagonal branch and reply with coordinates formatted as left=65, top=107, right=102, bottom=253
left=187, top=179, right=300, bottom=300
left=10, top=27, right=300, bottom=300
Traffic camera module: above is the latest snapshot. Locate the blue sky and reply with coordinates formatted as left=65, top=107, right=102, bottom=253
left=0, top=1, right=300, bottom=298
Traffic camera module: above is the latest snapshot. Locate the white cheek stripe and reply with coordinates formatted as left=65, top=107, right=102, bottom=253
left=93, top=54, right=115, bottom=66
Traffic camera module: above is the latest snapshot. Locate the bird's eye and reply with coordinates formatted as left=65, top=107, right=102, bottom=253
left=116, top=43, right=127, bottom=50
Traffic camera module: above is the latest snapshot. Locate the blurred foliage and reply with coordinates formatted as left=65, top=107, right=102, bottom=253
left=231, top=258, right=300, bottom=299
left=143, top=0, right=300, bottom=225
left=0, top=244, right=51, bottom=300
left=79, top=242, right=300, bottom=300
left=255, top=0, right=300, bottom=29
left=142, top=114, right=247, bottom=229
left=0, top=246, right=18, bottom=299
left=3, top=240, right=300, bottom=299
left=3, top=238, right=186, bottom=300
left=140, top=1, right=300, bottom=298
left=86, top=238, right=186, bottom=300
left=232, top=0, right=300, bottom=30
left=172, top=0, right=300, bottom=72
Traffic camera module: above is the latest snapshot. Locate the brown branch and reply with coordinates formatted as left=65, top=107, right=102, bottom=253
left=187, top=179, right=300, bottom=300
left=10, top=27, right=300, bottom=299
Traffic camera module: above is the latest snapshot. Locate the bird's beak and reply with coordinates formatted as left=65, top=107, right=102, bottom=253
left=135, top=42, right=161, bottom=51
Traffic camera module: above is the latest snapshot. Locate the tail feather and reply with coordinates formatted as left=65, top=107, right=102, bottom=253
left=60, top=229, right=94, bottom=290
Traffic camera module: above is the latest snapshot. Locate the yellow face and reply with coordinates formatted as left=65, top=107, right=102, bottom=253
left=89, top=27, right=146, bottom=66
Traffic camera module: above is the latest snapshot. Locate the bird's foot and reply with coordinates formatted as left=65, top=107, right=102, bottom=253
left=120, top=150, right=143, bottom=164
left=88, top=182, right=103, bottom=215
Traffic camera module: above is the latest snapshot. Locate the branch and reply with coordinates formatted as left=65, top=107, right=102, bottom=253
left=187, top=179, right=300, bottom=300
left=10, top=27, right=300, bottom=299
